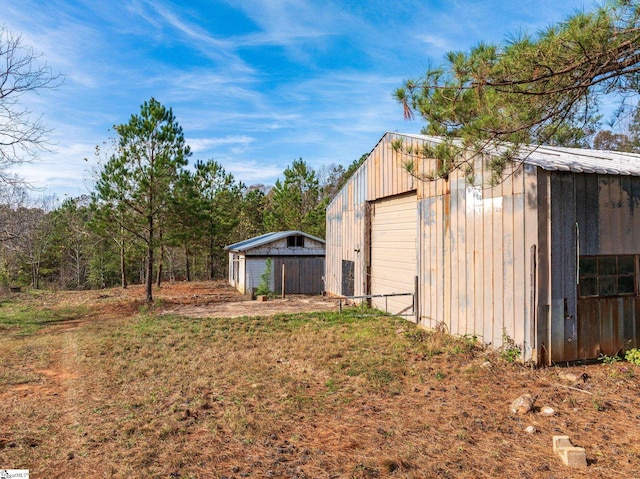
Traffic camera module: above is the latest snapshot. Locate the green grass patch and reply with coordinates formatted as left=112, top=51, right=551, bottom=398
left=0, top=298, right=89, bottom=335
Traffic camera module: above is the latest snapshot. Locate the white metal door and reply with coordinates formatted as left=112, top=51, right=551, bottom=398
left=370, top=193, right=417, bottom=315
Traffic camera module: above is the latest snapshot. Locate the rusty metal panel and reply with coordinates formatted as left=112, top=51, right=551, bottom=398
left=577, top=298, right=600, bottom=359
left=536, top=170, right=552, bottom=364
left=591, top=175, right=640, bottom=256
left=631, top=178, right=640, bottom=250
left=598, top=176, right=614, bottom=254
left=620, top=176, right=635, bottom=253
left=575, top=174, right=600, bottom=255
left=601, top=299, right=622, bottom=355
left=578, top=297, right=630, bottom=358
left=623, top=296, right=638, bottom=349
left=606, top=177, right=624, bottom=255
left=523, top=165, right=539, bottom=360
left=549, top=173, right=578, bottom=362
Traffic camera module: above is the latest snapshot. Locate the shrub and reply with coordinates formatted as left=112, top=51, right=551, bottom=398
left=255, top=257, right=273, bottom=297
left=625, top=348, right=640, bottom=365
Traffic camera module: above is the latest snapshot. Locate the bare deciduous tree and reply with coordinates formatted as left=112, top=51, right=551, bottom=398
left=0, top=26, right=62, bottom=187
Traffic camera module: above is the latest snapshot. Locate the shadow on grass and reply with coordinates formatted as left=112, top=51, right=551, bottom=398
left=0, top=302, right=90, bottom=335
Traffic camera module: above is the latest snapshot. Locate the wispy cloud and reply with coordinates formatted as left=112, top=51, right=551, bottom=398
left=188, top=136, right=255, bottom=153
left=133, top=0, right=254, bottom=74
left=413, top=33, right=452, bottom=52
left=0, top=0, right=590, bottom=197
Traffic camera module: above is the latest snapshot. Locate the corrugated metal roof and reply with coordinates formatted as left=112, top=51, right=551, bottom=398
left=224, top=230, right=325, bottom=253
left=399, top=133, right=640, bottom=176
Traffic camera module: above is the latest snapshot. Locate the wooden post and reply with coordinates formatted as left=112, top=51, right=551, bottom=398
left=414, top=275, right=419, bottom=324
left=281, top=263, right=286, bottom=299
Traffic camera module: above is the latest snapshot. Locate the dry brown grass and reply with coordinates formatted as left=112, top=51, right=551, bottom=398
left=1, top=281, right=640, bottom=478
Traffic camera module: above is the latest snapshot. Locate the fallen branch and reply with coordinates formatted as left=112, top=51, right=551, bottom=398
left=554, top=383, right=594, bottom=395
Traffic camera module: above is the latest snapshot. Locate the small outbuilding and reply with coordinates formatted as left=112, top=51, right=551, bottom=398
left=225, top=231, right=325, bottom=296
left=326, top=131, right=640, bottom=365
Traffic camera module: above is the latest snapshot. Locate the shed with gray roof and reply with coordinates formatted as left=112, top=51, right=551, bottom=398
left=225, top=231, right=325, bottom=296
left=325, top=132, right=640, bottom=365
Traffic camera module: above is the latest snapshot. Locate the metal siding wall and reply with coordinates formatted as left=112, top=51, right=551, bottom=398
left=575, top=174, right=600, bottom=255
left=549, top=173, right=578, bottom=363
left=573, top=174, right=640, bottom=361
left=544, top=173, right=640, bottom=362
left=523, top=165, right=539, bottom=360
left=575, top=174, right=640, bottom=257
left=462, top=184, right=475, bottom=338
left=469, top=185, right=484, bottom=341
left=596, top=175, right=640, bottom=255
left=435, top=190, right=446, bottom=326
left=548, top=172, right=640, bottom=362
left=620, top=176, right=635, bottom=252
left=599, top=176, right=614, bottom=253
left=536, top=171, right=552, bottom=364
left=510, top=168, right=525, bottom=349
left=418, top=196, right=439, bottom=328
left=417, top=158, right=537, bottom=357
left=326, top=132, right=417, bottom=300
left=449, top=182, right=462, bottom=335
left=327, top=132, right=541, bottom=360
left=501, top=174, right=515, bottom=344
left=632, top=177, right=640, bottom=249
left=325, top=160, right=369, bottom=300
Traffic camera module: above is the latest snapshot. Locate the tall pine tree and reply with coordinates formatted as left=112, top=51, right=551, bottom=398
left=92, top=98, right=190, bottom=302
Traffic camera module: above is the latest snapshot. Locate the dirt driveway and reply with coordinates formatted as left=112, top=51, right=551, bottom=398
left=163, top=292, right=340, bottom=318
left=152, top=280, right=340, bottom=318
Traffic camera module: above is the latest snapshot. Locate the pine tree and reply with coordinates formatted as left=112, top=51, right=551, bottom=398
left=92, top=98, right=190, bottom=302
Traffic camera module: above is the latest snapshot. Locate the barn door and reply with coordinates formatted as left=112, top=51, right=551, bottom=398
left=274, top=257, right=325, bottom=295
left=370, top=193, right=417, bottom=315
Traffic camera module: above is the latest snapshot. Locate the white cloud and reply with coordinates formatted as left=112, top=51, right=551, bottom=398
left=413, top=33, right=452, bottom=52
left=187, top=135, right=255, bottom=153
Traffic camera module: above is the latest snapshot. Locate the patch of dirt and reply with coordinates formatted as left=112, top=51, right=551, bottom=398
left=165, top=295, right=339, bottom=318
left=32, top=280, right=339, bottom=325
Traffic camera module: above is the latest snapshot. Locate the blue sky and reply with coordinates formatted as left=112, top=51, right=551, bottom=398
left=3, top=0, right=591, bottom=199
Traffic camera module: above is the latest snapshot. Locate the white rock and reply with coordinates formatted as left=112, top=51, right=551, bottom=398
left=510, top=394, right=535, bottom=414
left=540, top=406, right=555, bottom=417
left=558, top=372, right=581, bottom=382
left=525, top=425, right=537, bottom=434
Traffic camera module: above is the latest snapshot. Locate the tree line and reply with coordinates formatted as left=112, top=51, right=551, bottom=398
left=0, top=98, right=364, bottom=298
left=2, top=2, right=640, bottom=299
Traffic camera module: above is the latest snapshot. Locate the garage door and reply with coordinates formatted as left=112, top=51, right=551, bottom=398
left=371, top=193, right=417, bottom=315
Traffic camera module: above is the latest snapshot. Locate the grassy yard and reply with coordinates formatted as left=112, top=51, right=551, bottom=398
left=1, top=284, right=639, bottom=478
